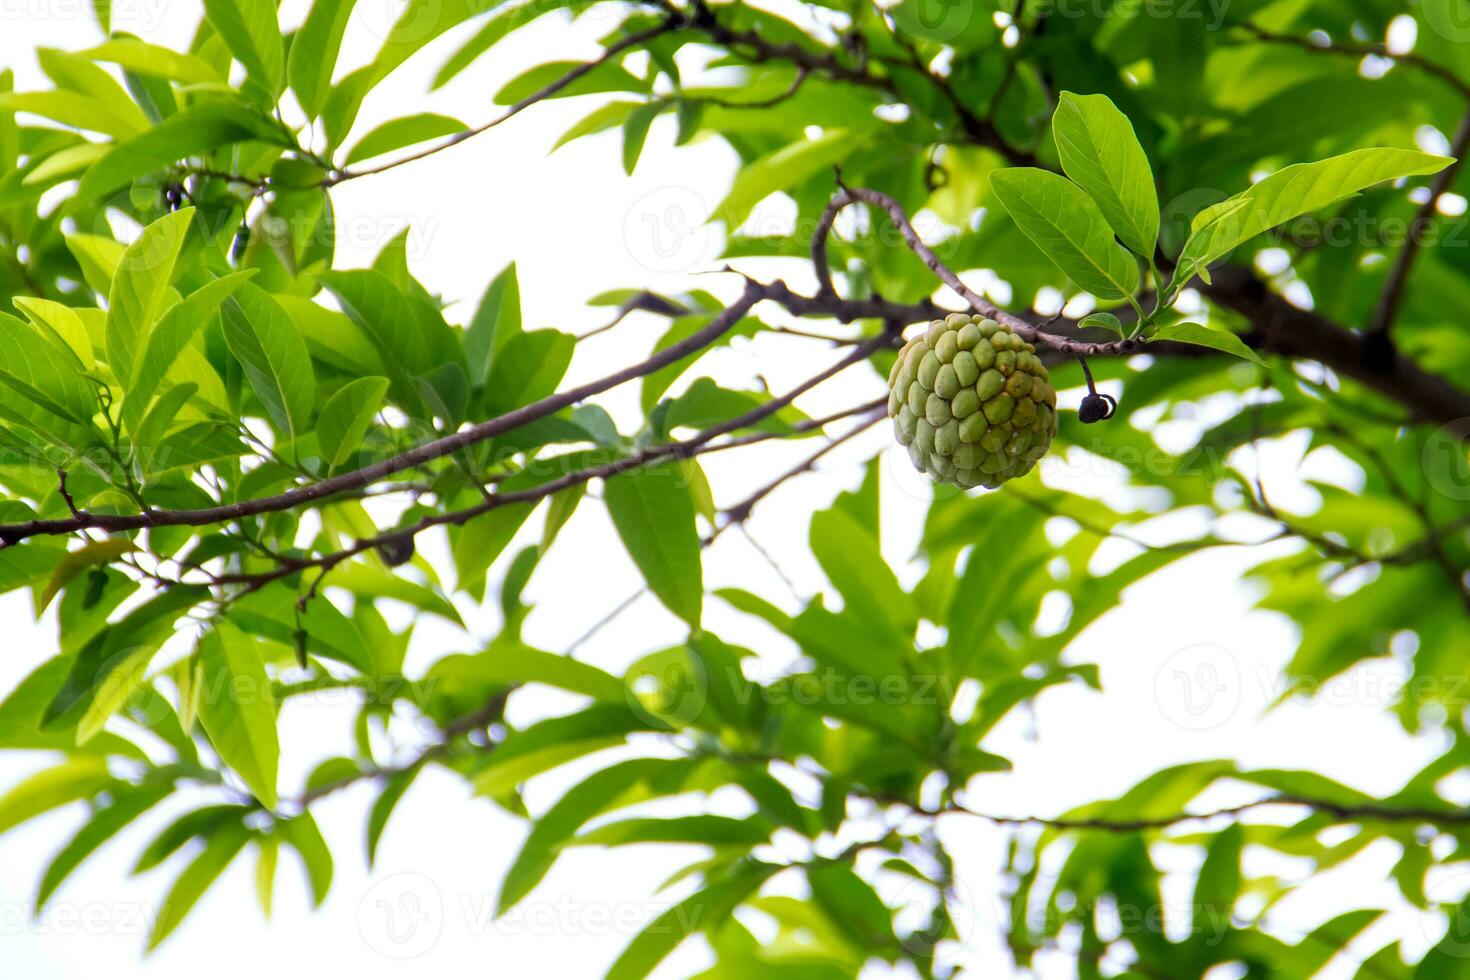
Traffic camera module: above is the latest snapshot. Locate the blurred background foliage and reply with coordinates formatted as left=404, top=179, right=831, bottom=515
left=1, top=0, right=1469, bottom=976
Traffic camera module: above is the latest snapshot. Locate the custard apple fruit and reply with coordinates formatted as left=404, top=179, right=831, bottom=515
left=887, top=313, right=1058, bottom=489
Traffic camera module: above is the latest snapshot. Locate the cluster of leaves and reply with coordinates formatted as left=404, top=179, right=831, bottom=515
left=0, top=0, right=1469, bottom=977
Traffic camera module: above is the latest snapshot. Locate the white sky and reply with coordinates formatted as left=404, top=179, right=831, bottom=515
left=0, top=2, right=1458, bottom=977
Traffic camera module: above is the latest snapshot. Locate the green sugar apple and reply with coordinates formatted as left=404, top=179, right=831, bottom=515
left=887, top=313, right=1058, bottom=489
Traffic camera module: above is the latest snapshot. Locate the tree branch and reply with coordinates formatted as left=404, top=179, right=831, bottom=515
left=817, top=186, right=1143, bottom=356
left=0, top=281, right=764, bottom=546
left=1230, top=22, right=1470, bottom=101
left=1368, top=108, right=1470, bottom=342
left=944, top=793, right=1470, bottom=831
left=327, top=20, right=678, bottom=184
left=1199, top=263, right=1470, bottom=425
left=212, top=340, right=894, bottom=595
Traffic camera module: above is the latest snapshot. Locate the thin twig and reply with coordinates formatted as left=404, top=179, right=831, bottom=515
left=327, top=21, right=678, bottom=184
left=816, top=186, right=1142, bottom=356
left=1368, top=109, right=1470, bottom=341
left=1231, top=22, right=1470, bottom=101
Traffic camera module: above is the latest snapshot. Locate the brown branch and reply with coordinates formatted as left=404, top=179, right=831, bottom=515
left=941, top=794, right=1470, bottom=832
left=213, top=340, right=894, bottom=594
left=883, top=26, right=1037, bottom=166
left=672, top=0, right=1032, bottom=162
left=568, top=404, right=883, bottom=651
left=1231, top=22, right=1470, bottom=101
left=0, top=281, right=765, bottom=547
left=717, top=409, right=882, bottom=528
left=1198, top=264, right=1470, bottom=425
left=295, top=686, right=515, bottom=809
left=0, top=258, right=1106, bottom=550
left=700, top=67, right=809, bottom=109
left=818, top=186, right=1143, bottom=356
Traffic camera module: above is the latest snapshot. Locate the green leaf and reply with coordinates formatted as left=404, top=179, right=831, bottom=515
left=366, top=765, right=419, bottom=867
left=280, top=812, right=332, bottom=906
left=553, top=100, right=640, bottom=150
left=808, top=863, right=899, bottom=951
left=0, top=312, right=99, bottom=426
left=465, top=262, right=522, bottom=386
left=123, top=270, right=255, bottom=437
left=472, top=704, right=649, bottom=798
left=0, top=757, right=112, bottom=835
left=316, top=376, right=388, bottom=470
left=498, top=757, right=698, bottom=913
left=575, top=815, right=771, bottom=847
left=945, top=509, right=1049, bottom=670
left=809, top=501, right=913, bottom=641
left=1052, top=91, right=1159, bottom=257
left=221, top=283, right=316, bottom=439
left=37, top=783, right=170, bottom=910
left=1176, top=148, right=1453, bottom=284
left=1191, top=823, right=1243, bottom=940
left=201, top=0, right=285, bottom=100
left=0, top=91, right=143, bottom=139
left=43, top=587, right=207, bottom=731
left=483, top=329, right=574, bottom=417
left=433, top=0, right=593, bottom=89
left=662, top=378, right=806, bottom=434
left=255, top=836, right=278, bottom=917
left=621, top=102, right=658, bottom=175
left=1150, top=322, right=1264, bottom=365
left=148, top=825, right=250, bottom=949
left=1078, top=311, right=1125, bottom=337
left=990, top=167, right=1141, bottom=299
left=77, top=39, right=224, bottom=85
left=604, top=463, right=702, bottom=628
left=493, top=60, right=649, bottom=106
left=37, top=49, right=149, bottom=131
left=196, top=622, right=279, bottom=809
left=316, top=269, right=447, bottom=405
left=605, top=864, right=776, bottom=980
left=133, top=805, right=250, bottom=872
left=39, top=539, right=137, bottom=613
left=76, top=101, right=291, bottom=201
left=288, top=0, right=356, bottom=118
left=344, top=113, right=467, bottom=165
left=105, top=207, right=193, bottom=384
left=324, top=561, right=464, bottom=626
left=12, top=296, right=93, bottom=364
left=1417, top=898, right=1470, bottom=978
left=714, top=129, right=866, bottom=229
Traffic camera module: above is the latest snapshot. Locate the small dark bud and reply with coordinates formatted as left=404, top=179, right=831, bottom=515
left=376, top=537, right=415, bottom=567
left=1078, top=392, right=1116, bottom=424
left=231, top=221, right=250, bottom=263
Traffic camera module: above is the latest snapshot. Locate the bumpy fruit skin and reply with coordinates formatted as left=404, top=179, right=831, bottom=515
left=886, top=313, right=1057, bottom=489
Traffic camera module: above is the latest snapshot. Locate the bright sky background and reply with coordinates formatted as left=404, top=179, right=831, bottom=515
left=0, top=2, right=1459, bottom=977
